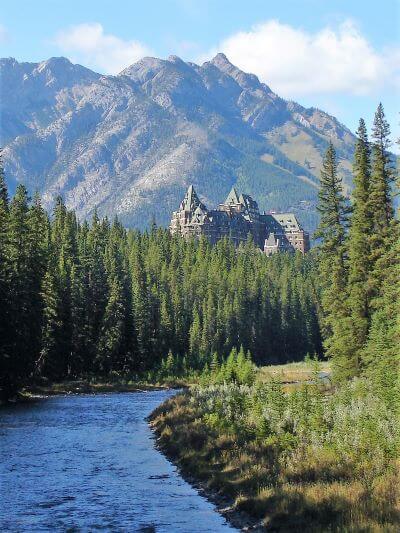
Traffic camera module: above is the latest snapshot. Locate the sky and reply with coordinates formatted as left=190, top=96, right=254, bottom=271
left=1, top=0, right=399, bottom=146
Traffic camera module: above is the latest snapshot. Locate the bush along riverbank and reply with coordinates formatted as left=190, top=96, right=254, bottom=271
left=150, top=377, right=400, bottom=532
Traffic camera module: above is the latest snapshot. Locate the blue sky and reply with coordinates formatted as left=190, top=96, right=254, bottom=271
left=1, top=0, right=399, bottom=146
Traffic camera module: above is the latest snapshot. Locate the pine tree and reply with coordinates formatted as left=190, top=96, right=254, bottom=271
left=346, top=119, right=373, bottom=366
left=26, top=193, right=49, bottom=371
left=97, top=274, right=126, bottom=374
left=40, top=260, right=63, bottom=378
left=0, top=152, right=11, bottom=397
left=315, top=143, right=352, bottom=380
left=363, top=217, right=400, bottom=408
left=369, top=104, right=395, bottom=302
left=7, top=185, right=36, bottom=388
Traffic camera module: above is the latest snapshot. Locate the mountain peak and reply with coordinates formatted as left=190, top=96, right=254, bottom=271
left=210, top=52, right=231, bottom=66
left=209, top=53, right=236, bottom=73
left=41, top=56, right=72, bottom=66
left=35, top=56, right=71, bottom=73
left=167, top=55, right=185, bottom=64
left=206, top=53, right=262, bottom=91
left=32, top=57, right=99, bottom=85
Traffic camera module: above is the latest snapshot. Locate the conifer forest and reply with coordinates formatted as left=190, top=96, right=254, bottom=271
left=0, top=168, right=323, bottom=396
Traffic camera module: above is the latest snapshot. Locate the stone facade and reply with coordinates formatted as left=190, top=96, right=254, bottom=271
left=170, top=185, right=310, bottom=255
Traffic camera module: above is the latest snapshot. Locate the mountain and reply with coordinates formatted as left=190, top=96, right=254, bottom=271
left=0, top=53, right=356, bottom=231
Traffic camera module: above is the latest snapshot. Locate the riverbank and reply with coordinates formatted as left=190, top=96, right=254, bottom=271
left=150, top=399, right=262, bottom=532
left=1, top=378, right=189, bottom=406
left=26, top=379, right=183, bottom=395
left=150, top=381, right=399, bottom=532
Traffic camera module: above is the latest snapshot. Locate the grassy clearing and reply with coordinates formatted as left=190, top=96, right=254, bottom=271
left=257, top=361, right=331, bottom=385
left=150, top=378, right=399, bottom=532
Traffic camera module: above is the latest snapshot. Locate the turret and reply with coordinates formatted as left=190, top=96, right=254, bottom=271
left=224, top=187, right=241, bottom=205
left=182, top=185, right=206, bottom=212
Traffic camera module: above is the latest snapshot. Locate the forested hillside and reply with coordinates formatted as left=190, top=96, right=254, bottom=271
left=0, top=167, right=322, bottom=398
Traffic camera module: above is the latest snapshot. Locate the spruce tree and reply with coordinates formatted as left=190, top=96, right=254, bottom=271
left=369, top=104, right=395, bottom=302
left=130, top=239, right=151, bottom=369
left=1, top=184, right=325, bottom=389
left=40, top=259, right=63, bottom=378
left=97, top=220, right=132, bottom=374
left=69, top=263, right=88, bottom=376
left=7, top=185, right=35, bottom=388
left=0, top=152, right=11, bottom=397
left=362, top=125, right=399, bottom=403
left=224, top=347, right=237, bottom=382
left=26, top=193, right=49, bottom=371
left=97, top=274, right=126, bottom=374
left=87, top=210, right=108, bottom=357
left=189, top=306, right=202, bottom=365
left=363, top=216, right=400, bottom=407
left=315, top=143, right=352, bottom=380
left=159, top=292, right=173, bottom=359
left=346, top=119, right=373, bottom=365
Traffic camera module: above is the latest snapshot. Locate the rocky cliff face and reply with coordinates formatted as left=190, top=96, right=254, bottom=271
left=0, top=53, right=356, bottom=230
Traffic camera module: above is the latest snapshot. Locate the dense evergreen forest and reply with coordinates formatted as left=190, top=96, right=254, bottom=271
left=0, top=168, right=322, bottom=398
left=0, top=103, right=398, bottom=403
left=151, top=105, right=399, bottom=531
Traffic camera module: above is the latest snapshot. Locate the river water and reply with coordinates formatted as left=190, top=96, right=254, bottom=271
left=0, top=390, right=236, bottom=532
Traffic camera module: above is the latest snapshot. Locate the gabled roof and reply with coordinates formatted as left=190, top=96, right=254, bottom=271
left=271, top=213, right=301, bottom=231
left=225, top=187, right=241, bottom=205
left=239, top=193, right=258, bottom=212
left=192, top=205, right=207, bottom=224
left=183, top=185, right=206, bottom=212
left=265, top=232, right=278, bottom=246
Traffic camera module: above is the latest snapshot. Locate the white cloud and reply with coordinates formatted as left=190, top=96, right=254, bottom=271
left=202, top=19, right=400, bottom=97
left=54, top=23, right=152, bottom=74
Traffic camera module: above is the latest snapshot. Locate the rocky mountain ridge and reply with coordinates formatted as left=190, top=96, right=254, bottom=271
left=0, top=53, right=356, bottom=230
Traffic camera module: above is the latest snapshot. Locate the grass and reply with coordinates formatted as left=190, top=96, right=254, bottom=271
left=150, top=376, right=399, bottom=532
left=257, top=360, right=331, bottom=385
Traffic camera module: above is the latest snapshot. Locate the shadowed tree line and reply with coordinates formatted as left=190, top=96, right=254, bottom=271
left=0, top=169, right=322, bottom=397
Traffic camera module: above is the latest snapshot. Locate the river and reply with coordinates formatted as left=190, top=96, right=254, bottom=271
left=0, top=390, right=236, bottom=532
